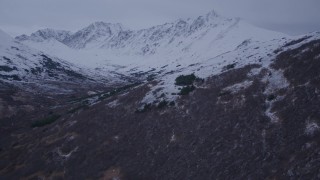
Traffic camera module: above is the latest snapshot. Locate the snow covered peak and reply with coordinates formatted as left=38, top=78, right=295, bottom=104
left=62, top=21, right=128, bottom=49
left=79, top=21, right=127, bottom=38
left=206, top=9, right=219, bottom=19
left=190, top=9, right=226, bottom=29
left=15, top=9, right=286, bottom=54
left=15, top=9, right=226, bottom=50
left=35, top=28, right=71, bottom=41
left=15, top=34, right=29, bottom=41
left=16, top=28, right=71, bottom=42
left=90, top=21, right=127, bottom=33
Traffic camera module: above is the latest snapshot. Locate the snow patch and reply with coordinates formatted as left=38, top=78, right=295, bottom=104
left=263, top=69, right=289, bottom=94
left=56, top=146, right=79, bottom=161
left=265, top=105, right=279, bottom=123
left=247, top=67, right=261, bottom=77
left=223, top=80, right=253, bottom=94
left=106, top=99, right=120, bottom=108
left=305, top=121, right=320, bottom=136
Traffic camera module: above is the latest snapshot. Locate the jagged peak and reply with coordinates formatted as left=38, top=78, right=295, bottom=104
left=35, top=28, right=69, bottom=33
left=83, top=21, right=128, bottom=33
left=91, top=21, right=123, bottom=27
left=142, top=9, right=222, bottom=33
left=14, top=9, right=234, bottom=48
left=31, top=28, right=71, bottom=37
left=15, top=28, right=72, bottom=42
left=15, top=34, right=31, bottom=41
left=205, top=9, right=219, bottom=19
left=194, top=9, right=223, bottom=23
left=15, top=9, right=224, bottom=44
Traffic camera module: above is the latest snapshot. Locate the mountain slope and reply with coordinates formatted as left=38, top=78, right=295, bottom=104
left=0, top=29, right=128, bottom=94
left=0, top=29, right=80, bottom=84
left=2, top=9, right=320, bottom=180
left=15, top=11, right=288, bottom=93
left=1, top=35, right=320, bottom=179
left=64, top=22, right=127, bottom=49
left=17, top=11, right=286, bottom=55
left=17, top=10, right=285, bottom=52
left=14, top=10, right=300, bottom=107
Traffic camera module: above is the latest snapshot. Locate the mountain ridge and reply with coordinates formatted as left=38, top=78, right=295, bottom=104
left=0, top=28, right=127, bottom=94
left=15, top=10, right=246, bottom=50
left=10, top=9, right=294, bottom=103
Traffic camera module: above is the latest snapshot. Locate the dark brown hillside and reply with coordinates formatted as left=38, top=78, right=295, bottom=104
left=1, top=39, right=320, bottom=179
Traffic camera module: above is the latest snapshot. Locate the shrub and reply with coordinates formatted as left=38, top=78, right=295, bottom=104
left=31, top=67, right=43, bottom=75
left=169, top=101, right=175, bottom=106
left=3, top=56, right=12, bottom=63
left=175, top=74, right=196, bottom=86
left=40, top=54, right=61, bottom=70
left=267, top=94, right=276, bottom=101
left=64, top=69, right=86, bottom=79
left=218, top=90, right=231, bottom=97
left=147, top=74, right=156, bottom=81
left=31, top=114, right=61, bottom=128
left=67, top=105, right=88, bottom=114
left=222, top=63, right=237, bottom=71
left=157, top=100, right=168, bottom=109
left=0, top=74, right=21, bottom=81
left=283, top=36, right=311, bottom=47
left=0, top=65, right=17, bottom=72
left=273, top=48, right=283, bottom=54
left=195, top=77, right=205, bottom=83
left=179, top=85, right=195, bottom=95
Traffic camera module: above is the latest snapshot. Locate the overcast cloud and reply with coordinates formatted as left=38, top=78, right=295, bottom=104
left=0, top=0, right=319, bottom=36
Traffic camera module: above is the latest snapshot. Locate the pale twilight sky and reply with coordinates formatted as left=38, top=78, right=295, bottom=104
left=0, top=0, right=319, bottom=36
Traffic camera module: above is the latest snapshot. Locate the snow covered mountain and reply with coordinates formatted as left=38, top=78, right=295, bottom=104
left=3, top=9, right=320, bottom=180
left=16, top=22, right=127, bottom=49
left=15, top=10, right=294, bottom=100
left=0, top=29, right=125, bottom=93
left=64, top=22, right=127, bottom=49
left=12, top=9, right=320, bottom=102
left=15, top=10, right=287, bottom=72
left=16, top=28, right=72, bottom=43
left=3, top=30, right=320, bottom=179
left=17, top=10, right=285, bottom=53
